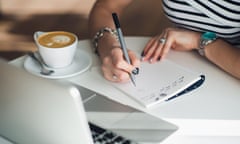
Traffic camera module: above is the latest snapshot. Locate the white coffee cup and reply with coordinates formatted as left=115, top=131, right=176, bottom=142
left=34, top=31, right=78, bottom=68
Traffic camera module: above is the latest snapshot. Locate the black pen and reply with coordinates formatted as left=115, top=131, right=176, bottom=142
left=112, top=13, right=136, bottom=87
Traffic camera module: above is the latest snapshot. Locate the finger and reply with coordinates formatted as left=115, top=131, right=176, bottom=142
left=160, top=35, right=172, bottom=59
left=142, top=36, right=159, bottom=61
left=101, top=54, right=121, bottom=82
left=128, top=50, right=140, bottom=67
left=149, top=41, right=164, bottom=62
left=104, top=70, right=129, bottom=83
left=148, top=32, right=168, bottom=62
left=128, top=50, right=140, bottom=75
left=100, top=47, right=134, bottom=83
left=143, top=37, right=156, bottom=53
left=151, top=30, right=170, bottom=61
left=101, top=57, right=129, bottom=82
left=111, top=47, right=125, bottom=67
left=112, top=48, right=137, bottom=73
left=101, top=57, right=117, bottom=82
left=103, top=71, right=119, bottom=82
left=142, top=36, right=160, bottom=62
left=111, top=68, right=131, bottom=83
left=143, top=30, right=167, bottom=61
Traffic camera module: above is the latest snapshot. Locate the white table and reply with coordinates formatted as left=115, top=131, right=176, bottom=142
left=11, top=37, right=240, bottom=144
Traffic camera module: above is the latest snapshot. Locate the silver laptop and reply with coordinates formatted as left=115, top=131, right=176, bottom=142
left=0, top=58, right=177, bottom=144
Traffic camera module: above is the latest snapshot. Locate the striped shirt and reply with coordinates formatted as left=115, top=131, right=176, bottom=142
left=162, top=0, right=240, bottom=47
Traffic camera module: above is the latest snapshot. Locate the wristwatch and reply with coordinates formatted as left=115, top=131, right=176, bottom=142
left=198, top=32, right=217, bottom=56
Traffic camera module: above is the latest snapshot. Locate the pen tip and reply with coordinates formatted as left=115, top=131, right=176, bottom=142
left=129, top=74, right=137, bottom=87
left=132, top=81, right=136, bottom=87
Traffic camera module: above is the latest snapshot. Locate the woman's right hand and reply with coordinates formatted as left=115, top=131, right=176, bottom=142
left=98, top=37, right=140, bottom=83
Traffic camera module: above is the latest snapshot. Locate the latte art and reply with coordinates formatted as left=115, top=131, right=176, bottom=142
left=38, top=31, right=76, bottom=48
left=45, top=35, right=71, bottom=47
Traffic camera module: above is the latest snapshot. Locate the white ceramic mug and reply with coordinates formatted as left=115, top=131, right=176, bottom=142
left=34, top=31, right=78, bottom=68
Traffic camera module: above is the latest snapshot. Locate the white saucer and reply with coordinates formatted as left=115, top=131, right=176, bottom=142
left=24, top=50, right=92, bottom=79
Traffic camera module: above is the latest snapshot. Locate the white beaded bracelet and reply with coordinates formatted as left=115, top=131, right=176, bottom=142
left=92, top=27, right=118, bottom=55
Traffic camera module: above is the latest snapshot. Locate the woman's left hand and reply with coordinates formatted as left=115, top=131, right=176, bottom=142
left=142, top=27, right=201, bottom=63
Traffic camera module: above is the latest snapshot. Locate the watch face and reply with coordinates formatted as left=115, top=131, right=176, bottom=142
left=202, top=32, right=217, bottom=40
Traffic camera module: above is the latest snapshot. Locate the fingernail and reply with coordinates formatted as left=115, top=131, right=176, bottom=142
left=150, top=58, right=153, bottom=63
left=141, top=51, right=145, bottom=57
left=112, top=75, right=118, bottom=80
left=132, top=67, right=139, bottom=75
left=141, top=51, right=145, bottom=61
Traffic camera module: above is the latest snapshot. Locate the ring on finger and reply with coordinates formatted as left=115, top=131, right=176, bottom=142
left=159, top=38, right=166, bottom=44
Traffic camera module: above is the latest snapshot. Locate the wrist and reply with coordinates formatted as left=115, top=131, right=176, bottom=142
left=197, top=32, right=217, bottom=57
left=98, top=33, right=120, bottom=59
left=92, top=27, right=118, bottom=55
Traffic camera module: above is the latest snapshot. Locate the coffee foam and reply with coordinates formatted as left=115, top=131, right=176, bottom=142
left=46, top=35, right=71, bottom=47
left=38, top=31, right=76, bottom=48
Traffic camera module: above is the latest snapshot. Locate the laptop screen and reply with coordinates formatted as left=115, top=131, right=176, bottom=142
left=0, top=59, right=93, bottom=144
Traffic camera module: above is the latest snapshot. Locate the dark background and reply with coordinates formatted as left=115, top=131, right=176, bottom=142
left=0, top=0, right=171, bottom=60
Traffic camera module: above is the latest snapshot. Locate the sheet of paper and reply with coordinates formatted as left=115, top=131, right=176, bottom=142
left=89, top=59, right=203, bottom=108
left=111, top=59, right=202, bottom=107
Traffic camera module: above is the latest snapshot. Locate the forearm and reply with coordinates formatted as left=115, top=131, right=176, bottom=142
left=88, top=0, right=132, bottom=38
left=88, top=0, right=133, bottom=59
left=204, top=39, right=240, bottom=79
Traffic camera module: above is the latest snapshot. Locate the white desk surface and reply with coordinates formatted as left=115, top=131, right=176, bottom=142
left=11, top=37, right=240, bottom=143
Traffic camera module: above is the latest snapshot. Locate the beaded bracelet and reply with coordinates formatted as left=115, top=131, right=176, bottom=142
left=92, top=27, right=118, bottom=55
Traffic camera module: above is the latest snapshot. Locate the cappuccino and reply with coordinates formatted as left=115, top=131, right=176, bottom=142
left=34, top=31, right=78, bottom=68
left=38, top=31, right=76, bottom=48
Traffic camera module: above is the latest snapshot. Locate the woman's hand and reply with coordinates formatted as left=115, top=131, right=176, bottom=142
left=100, top=45, right=140, bottom=83
left=142, top=27, right=201, bottom=63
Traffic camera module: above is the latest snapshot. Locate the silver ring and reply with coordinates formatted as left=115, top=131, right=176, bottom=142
left=159, top=38, right=166, bottom=44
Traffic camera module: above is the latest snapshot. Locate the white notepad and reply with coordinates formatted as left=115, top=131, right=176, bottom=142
left=112, top=59, right=205, bottom=108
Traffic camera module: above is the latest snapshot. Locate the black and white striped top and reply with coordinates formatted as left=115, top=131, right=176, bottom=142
left=162, top=0, right=240, bottom=47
